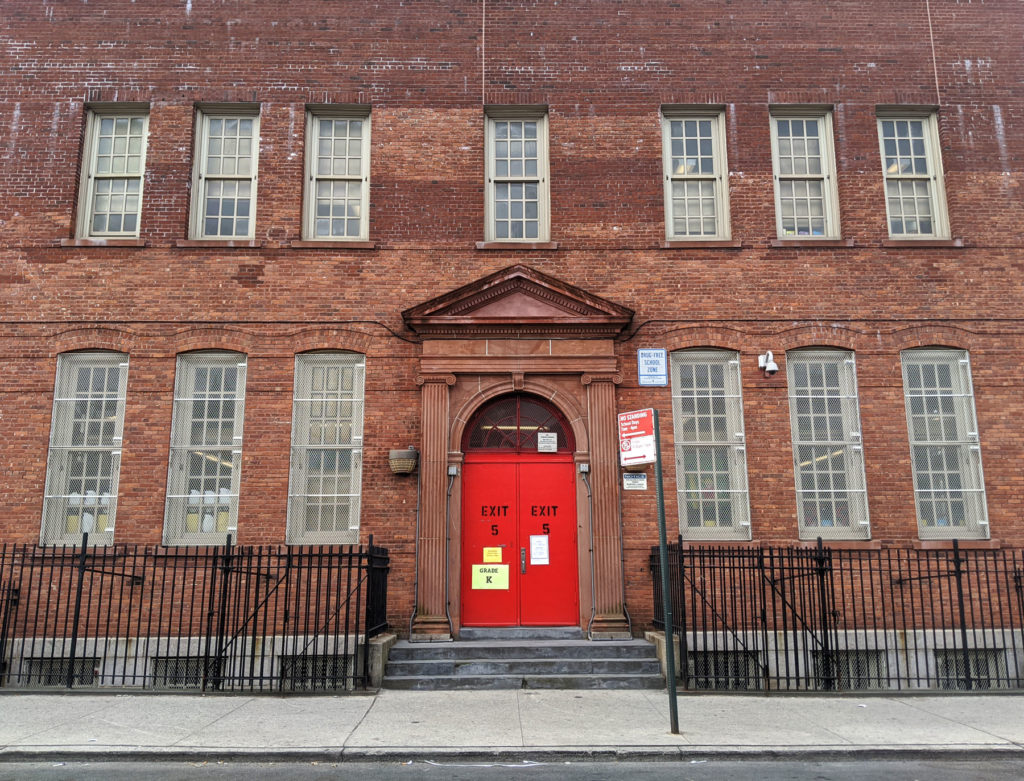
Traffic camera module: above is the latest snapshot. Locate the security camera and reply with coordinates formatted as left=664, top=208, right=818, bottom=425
left=758, top=351, right=779, bottom=377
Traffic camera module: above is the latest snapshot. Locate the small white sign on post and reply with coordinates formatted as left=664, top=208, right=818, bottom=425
left=637, top=349, right=668, bottom=386
left=618, top=408, right=657, bottom=467
left=623, top=473, right=648, bottom=491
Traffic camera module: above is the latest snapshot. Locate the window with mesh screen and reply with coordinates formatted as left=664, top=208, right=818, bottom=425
left=901, top=349, right=988, bottom=539
left=287, top=353, right=365, bottom=544
left=786, top=349, right=870, bottom=539
left=464, top=394, right=573, bottom=453
left=41, top=352, right=129, bottom=545
left=163, top=352, right=247, bottom=545
left=670, top=350, right=750, bottom=540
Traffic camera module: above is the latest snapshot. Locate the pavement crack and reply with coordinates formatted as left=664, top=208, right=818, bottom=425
left=169, top=697, right=254, bottom=747
left=342, top=691, right=380, bottom=747
left=515, top=690, right=526, bottom=747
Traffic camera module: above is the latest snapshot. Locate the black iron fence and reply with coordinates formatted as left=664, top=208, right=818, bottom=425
left=651, top=538, right=1024, bottom=692
left=0, top=534, right=389, bottom=692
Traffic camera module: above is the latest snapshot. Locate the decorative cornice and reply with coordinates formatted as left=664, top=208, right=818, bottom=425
left=416, top=373, right=457, bottom=386
left=402, top=264, right=633, bottom=339
left=581, top=373, right=623, bottom=386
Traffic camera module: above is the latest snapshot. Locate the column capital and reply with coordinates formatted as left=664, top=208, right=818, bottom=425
left=416, top=373, right=457, bottom=386
left=581, top=372, right=622, bottom=386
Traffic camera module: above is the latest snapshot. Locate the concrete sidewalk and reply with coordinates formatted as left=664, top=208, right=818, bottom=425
left=1, top=690, right=1023, bottom=762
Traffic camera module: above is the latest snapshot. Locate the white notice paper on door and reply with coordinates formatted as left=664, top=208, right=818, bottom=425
left=529, top=534, right=550, bottom=565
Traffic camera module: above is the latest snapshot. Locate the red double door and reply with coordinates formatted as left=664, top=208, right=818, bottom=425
left=461, top=453, right=579, bottom=627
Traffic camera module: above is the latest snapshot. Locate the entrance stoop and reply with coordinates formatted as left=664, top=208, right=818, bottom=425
left=381, top=627, right=665, bottom=690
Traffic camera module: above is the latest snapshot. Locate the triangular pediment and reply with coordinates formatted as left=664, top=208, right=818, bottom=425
left=402, top=265, right=633, bottom=338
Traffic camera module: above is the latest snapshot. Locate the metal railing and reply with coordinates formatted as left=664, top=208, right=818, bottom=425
left=0, top=534, right=389, bottom=692
left=651, top=538, right=1024, bottom=692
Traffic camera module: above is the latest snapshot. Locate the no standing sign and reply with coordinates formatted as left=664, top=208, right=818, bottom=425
left=617, top=408, right=657, bottom=467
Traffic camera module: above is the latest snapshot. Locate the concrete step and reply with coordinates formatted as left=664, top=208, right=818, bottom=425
left=458, top=626, right=583, bottom=642
left=385, top=657, right=663, bottom=677
left=381, top=635, right=665, bottom=691
left=383, top=673, right=666, bottom=690
left=387, top=639, right=656, bottom=661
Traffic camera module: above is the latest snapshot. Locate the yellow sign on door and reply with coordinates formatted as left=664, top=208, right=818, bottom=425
left=482, top=547, right=503, bottom=563
left=472, top=564, right=509, bottom=590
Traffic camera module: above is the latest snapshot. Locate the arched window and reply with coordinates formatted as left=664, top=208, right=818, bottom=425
left=464, top=394, right=573, bottom=453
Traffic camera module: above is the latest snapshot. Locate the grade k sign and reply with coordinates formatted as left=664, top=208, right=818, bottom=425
left=618, top=408, right=657, bottom=467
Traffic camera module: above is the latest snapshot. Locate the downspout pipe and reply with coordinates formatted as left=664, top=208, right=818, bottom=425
left=443, top=466, right=457, bottom=637
left=407, top=463, right=423, bottom=640
left=581, top=464, right=598, bottom=640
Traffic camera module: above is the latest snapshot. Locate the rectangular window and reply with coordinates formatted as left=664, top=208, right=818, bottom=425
left=770, top=110, right=840, bottom=238
left=77, top=107, right=148, bottom=238
left=41, top=352, right=129, bottom=545
left=901, top=349, right=988, bottom=539
left=190, top=106, right=259, bottom=239
left=787, top=350, right=869, bottom=539
left=303, top=107, right=370, bottom=241
left=671, top=350, right=750, bottom=540
left=164, top=352, right=247, bottom=545
left=877, top=112, right=949, bottom=238
left=287, top=353, right=365, bottom=544
left=662, top=110, right=730, bottom=240
left=485, top=108, right=549, bottom=242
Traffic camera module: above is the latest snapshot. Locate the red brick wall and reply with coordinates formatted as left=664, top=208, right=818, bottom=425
left=2, top=2, right=1023, bottom=630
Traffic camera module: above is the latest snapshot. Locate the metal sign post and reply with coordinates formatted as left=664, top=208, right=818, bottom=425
left=652, top=408, right=679, bottom=734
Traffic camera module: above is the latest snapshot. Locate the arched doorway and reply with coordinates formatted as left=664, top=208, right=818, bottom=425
left=460, top=393, right=580, bottom=627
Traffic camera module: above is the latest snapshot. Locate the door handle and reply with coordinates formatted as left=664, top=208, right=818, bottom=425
left=520, top=547, right=527, bottom=574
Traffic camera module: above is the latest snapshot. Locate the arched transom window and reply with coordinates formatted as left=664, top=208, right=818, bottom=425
left=464, top=394, right=574, bottom=453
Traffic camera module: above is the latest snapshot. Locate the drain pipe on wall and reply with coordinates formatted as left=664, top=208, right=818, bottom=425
left=617, top=470, right=633, bottom=637
left=407, top=462, right=424, bottom=640
left=581, top=463, right=598, bottom=640
left=443, top=465, right=457, bottom=637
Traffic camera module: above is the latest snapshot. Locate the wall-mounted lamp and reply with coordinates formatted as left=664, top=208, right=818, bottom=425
left=389, top=446, right=419, bottom=475
left=758, top=351, right=779, bottom=378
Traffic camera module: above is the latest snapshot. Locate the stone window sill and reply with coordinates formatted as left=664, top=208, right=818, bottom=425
left=794, top=538, right=882, bottom=550
left=476, top=241, right=559, bottom=250
left=914, top=537, right=998, bottom=550
left=662, top=240, right=743, bottom=249
left=61, top=238, right=147, bottom=248
left=882, top=238, right=963, bottom=248
left=175, top=239, right=265, bottom=248
left=289, top=240, right=377, bottom=249
left=770, top=238, right=855, bottom=248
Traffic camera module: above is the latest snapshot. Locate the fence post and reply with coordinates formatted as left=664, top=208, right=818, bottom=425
left=814, top=538, right=835, bottom=691
left=212, top=534, right=234, bottom=691
left=66, top=532, right=89, bottom=689
left=362, top=536, right=373, bottom=687
left=677, top=534, right=689, bottom=690
left=952, top=539, right=972, bottom=691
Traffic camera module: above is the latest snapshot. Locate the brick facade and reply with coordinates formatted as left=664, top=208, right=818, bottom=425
left=1, top=1, right=1022, bottom=632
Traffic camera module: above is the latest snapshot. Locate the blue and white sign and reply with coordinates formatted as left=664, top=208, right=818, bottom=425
left=637, top=348, right=668, bottom=386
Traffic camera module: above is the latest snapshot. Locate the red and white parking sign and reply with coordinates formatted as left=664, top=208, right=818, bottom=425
left=617, top=408, right=657, bottom=466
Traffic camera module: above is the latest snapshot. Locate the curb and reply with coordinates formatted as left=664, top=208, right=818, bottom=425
left=2, top=744, right=1023, bottom=764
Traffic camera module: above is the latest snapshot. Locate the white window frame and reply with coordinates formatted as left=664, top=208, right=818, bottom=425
left=769, top=108, right=841, bottom=239
left=877, top=110, right=949, bottom=239
left=661, top=109, right=731, bottom=240
left=786, top=349, right=870, bottom=540
left=287, top=353, right=365, bottom=544
left=302, top=106, right=371, bottom=241
left=163, top=352, right=247, bottom=545
left=484, top=106, right=550, bottom=242
left=901, top=349, right=988, bottom=539
left=76, top=105, right=149, bottom=238
left=670, top=350, right=750, bottom=540
left=189, top=105, right=260, bottom=240
left=41, top=352, right=129, bottom=546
